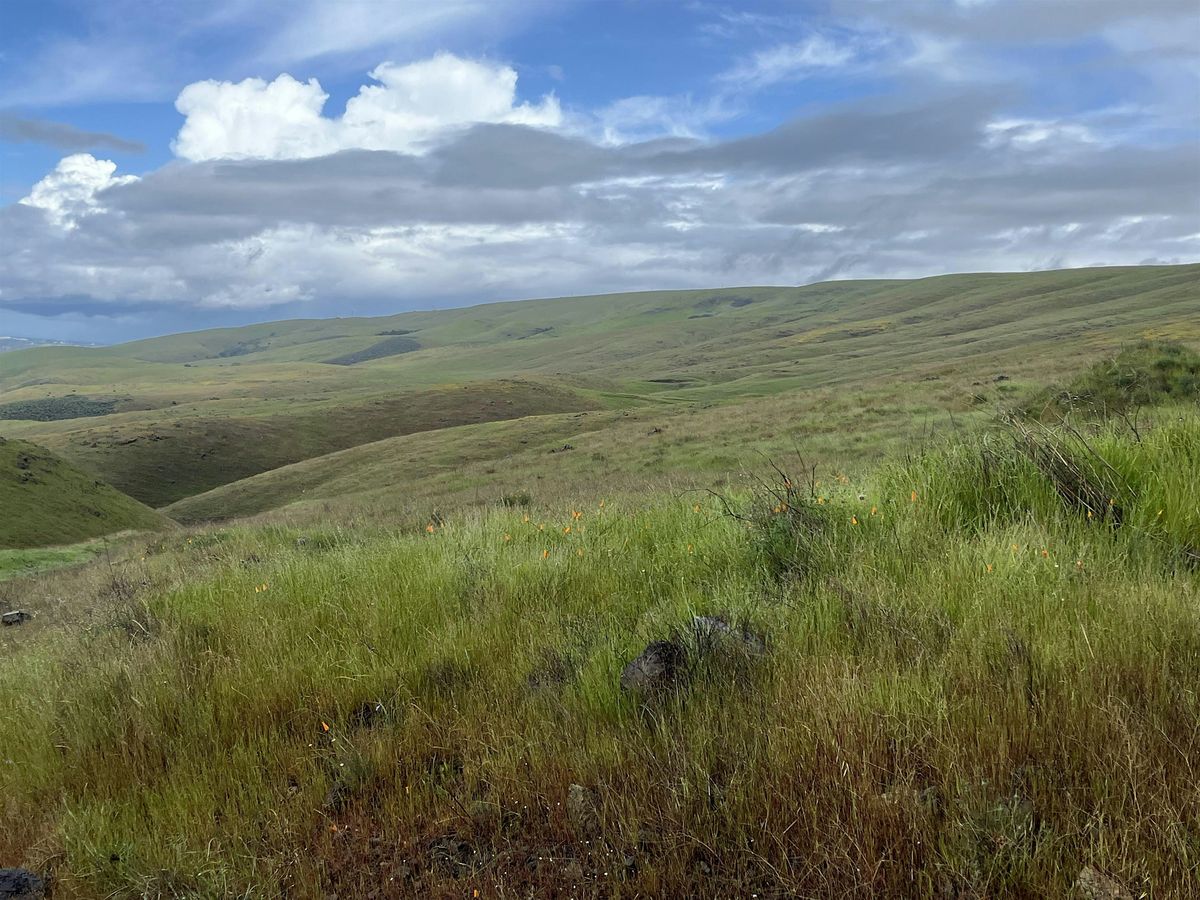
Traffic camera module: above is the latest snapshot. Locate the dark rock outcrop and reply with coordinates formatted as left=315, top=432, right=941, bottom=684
left=0, top=869, right=45, bottom=899
left=619, top=640, right=686, bottom=693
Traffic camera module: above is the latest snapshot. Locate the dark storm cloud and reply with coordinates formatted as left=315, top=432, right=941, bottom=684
left=0, top=113, right=145, bottom=153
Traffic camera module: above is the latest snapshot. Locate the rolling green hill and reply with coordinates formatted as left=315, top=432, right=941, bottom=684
left=0, top=436, right=168, bottom=549
left=11, top=379, right=595, bottom=508
left=0, top=264, right=1196, bottom=514
left=1, top=265, right=1198, bottom=897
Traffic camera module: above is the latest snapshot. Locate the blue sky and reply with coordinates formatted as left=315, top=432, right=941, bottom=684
left=1, top=0, right=1197, bottom=342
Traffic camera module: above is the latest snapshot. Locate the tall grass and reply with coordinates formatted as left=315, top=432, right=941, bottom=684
left=1, top=412, right=1198, bottom=897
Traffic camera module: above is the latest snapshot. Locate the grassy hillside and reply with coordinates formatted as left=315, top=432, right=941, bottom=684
left=164, top=342, right=1200, bottom=529
left=164, top=374, right=991, bottom=525
left=1, top=265, right=1196, bottom=512
left=0, top=436, right=167, bottom=549
left=1, top=403, right=1196, bottom=896
left=24, top=379, right=594, bottom=508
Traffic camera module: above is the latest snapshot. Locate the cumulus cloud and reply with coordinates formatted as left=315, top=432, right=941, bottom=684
left=172, top=53, right=562, bottom=161
left=19, top=153, right=139, bottom=228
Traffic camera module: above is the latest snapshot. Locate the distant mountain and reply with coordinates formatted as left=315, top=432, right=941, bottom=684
left=0, top=336, right=99, bottom=353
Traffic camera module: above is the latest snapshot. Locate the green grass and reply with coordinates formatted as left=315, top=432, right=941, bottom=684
left=0, top=436, right=168, bottom=549
left=1, top=405, right=1196, bottom=896
left=0, top=542, right=104, bottom=581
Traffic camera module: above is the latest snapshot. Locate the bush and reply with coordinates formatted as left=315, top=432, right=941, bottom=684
left=0, top=396, right=118, bottom=421
left=1023, top=339, right=1200, bottom=420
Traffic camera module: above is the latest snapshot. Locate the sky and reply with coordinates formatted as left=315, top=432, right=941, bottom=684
left=0, top=0, right=1197, bottom=343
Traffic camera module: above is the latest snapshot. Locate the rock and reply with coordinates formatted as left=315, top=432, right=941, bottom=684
left=1, top=611, right=31, bottom=627
left=993, top=374, right=1011, bottom=382
left=567, top=783, right=600, bottom=836
left=620, top=640, right=687, bottom=693
left=1075, top=866, right=1133, bottom=900
left=0, top=869, right=45, bottom=899
left=692, top=615, right=767, bottom=657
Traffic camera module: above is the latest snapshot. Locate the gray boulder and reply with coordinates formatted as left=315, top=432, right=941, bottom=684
left=692, top=615, right=767, bottom=656
left=619, top=640, right=686, bottom=693
left=0, top=869, right=45, bottom=899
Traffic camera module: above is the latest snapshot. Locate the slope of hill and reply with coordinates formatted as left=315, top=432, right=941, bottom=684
left=164, top=374, right=988, bottom=525
left=0, top=264, right=1196, bottom=512
left=11, top=379, right=595, bottom=508
left=0, top=436, right=168, bottom=549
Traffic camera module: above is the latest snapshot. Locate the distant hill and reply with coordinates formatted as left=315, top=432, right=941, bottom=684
left=0, top=436, right=168, bottom=549
left=1, top=264, right=1196, bottom=513
left=0, top=336, right=98, bottom=353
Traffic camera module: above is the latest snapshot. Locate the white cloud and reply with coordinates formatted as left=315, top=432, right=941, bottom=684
left=253, top=0, right=531, bottom=68
left=172, top=53, right=562, bottom=161
left=19, top=153, right=139, bottom=228
left=595, top=95, right=729, bottom=144
left=985, top=117, right=1100, bottom=149
left=173, top=74, right=339, bottom=160
left=719, top=34, right=859, bottom=90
